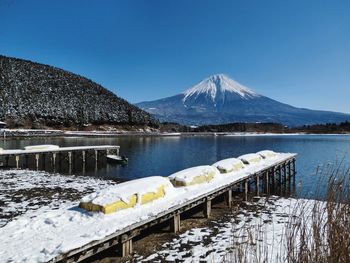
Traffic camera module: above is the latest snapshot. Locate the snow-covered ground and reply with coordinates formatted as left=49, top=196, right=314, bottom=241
left=139, top=196, right=317, bottom=263
left=0, top=153, right=294, bottom=262
left=0, top=169, right=116, bottom=227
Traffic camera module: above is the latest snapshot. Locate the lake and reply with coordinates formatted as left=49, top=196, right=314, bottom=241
left=1, top=134, right=350, bottom=198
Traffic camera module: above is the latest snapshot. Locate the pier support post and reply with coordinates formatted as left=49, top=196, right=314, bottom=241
left=264, top=171, right=269, bottom=194
left=5, top=156, right=9, bottom=167
left=15, top=155, right=20, bottom=169
left=292, top=158, right=296, bottom=175
left=94, top=150, right=98, bottom=163
left=25, top=155, right=29, bottom=168
left=82, top=151, right=86, bottom=163
left=278, top=165, right=283, bottom=195
left=287, top=161, right=292, bottom=193
left=283, top=163, right=287, bottom=193
left=288, top=161, right=291, bottom=180
left=256, top=174, right=260, bottom=196
left=226, top=189, right=232, bottom=208
left=278, top=165, right=282, bottom=183
left=204, top=199, right=211, bottom=218
left=52, top=153, right=56, bottom=168
left=120, top=239, right=133, bottom=257
left=292, top=158, right=296, bottom=185
left=35, top=154, right=40, bottom=170
left=244, top=180, right=248, bottom=201
left=170, top=213, right=181, bottom=233
left=82, top=151, right=86, bottom=172
left=68, top=152, right=72, bottom=166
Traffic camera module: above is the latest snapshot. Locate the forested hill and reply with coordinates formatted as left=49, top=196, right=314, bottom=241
left=0, top=55, right=157, bottom=128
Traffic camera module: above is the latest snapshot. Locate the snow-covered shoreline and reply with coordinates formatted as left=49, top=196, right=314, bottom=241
left=0, top=153, right=294, bottom=262
left=2, top=128, right=350, bottom=139
left=0, top=170, right=117, bottom=227
left=139, top=196, right=320, bottom=263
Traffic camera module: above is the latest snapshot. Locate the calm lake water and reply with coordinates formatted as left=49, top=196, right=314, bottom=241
left=1, top=134, right=350, bottom=198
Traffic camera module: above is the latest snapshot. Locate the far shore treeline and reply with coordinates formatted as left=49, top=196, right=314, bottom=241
left=159, top=121, right=350, bottom=134
left=2, top=120, right=350, bottom=134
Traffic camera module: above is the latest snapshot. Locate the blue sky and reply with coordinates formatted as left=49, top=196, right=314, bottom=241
left=1, top=0, right=350, bottom=113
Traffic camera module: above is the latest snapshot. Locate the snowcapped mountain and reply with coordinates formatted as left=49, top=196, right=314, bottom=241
left=136, top=74, right=350, bottom=126
left=183, top=74, right=258, bottom=103
left=181, top=74, right=259, bottom=111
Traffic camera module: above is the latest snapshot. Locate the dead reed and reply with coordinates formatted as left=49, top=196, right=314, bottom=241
left=226, top=164, right=350, bottom=263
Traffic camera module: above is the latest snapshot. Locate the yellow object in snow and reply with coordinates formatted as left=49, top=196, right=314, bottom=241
left=219, top=162, right=244, bottom=173
left=170, top=172, right=215, bottom=187
left=257, top=150, right=277, bottom=159
left=169, top=166, right=218, bottom=187
left=79, top=194, right=137, bottom=214
left=232, top=162, right=244, bottom=171
left=140, top=185, right=165, bottom=205
left=212, top=158, right=245, bottom=174
left=79, top=185, right=166, bottom=214
left=239, top=154, right=263, bottom=164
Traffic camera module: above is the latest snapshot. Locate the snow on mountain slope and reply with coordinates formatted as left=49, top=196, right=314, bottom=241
left=136, top=74, right=350, bottom=126
left=183, top=74, right=258, bottom=103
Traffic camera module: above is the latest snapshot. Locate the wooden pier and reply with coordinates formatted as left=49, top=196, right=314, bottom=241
left=0, top=145, right=120, bottom=170
left=50, top=154, right=297, bottom=263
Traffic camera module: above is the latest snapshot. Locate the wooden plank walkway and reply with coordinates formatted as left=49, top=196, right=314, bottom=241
left=0, top=145, right=120, bottom=169
left=51, top=154, right=297, bottom=263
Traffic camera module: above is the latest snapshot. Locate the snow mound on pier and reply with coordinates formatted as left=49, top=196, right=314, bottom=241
left=80, top=176, right=175, bottom=208
left=212, top=158, right=245, bottom=173
left=257, top=150, right=277, bottom=159
left=24, top=144, right=60, bottom=151
left=168, top=165, right=220, bottom=186
left=239, top=153, right=263, bottom=164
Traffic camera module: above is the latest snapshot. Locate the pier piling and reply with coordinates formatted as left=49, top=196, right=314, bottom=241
left=170, top=213, right=181, bottom=233
left=120, top=238, right=133, bottom=257
left=226, top=189, right=233, bottom=208
left=264, top=171, right=269, bottom=194
left=204, top=199, right=212, bottom=218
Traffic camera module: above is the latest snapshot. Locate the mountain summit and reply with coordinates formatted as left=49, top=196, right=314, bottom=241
left=183, top=74, right=258, bottom=103
left=136, top=74, right=350, bottom=126
left=181, top=74, right=259, bottom=111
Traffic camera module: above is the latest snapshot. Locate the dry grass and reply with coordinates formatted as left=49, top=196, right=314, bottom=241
left=226, top=165, right=350, bottom=263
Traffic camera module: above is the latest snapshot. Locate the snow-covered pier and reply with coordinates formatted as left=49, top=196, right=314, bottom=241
left=0, top=145, right=120, bottom=170
left=44, top=153, right=296, bottom=263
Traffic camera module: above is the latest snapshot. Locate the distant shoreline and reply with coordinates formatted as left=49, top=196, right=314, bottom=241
left=1, top=129, right=350, bottom=139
